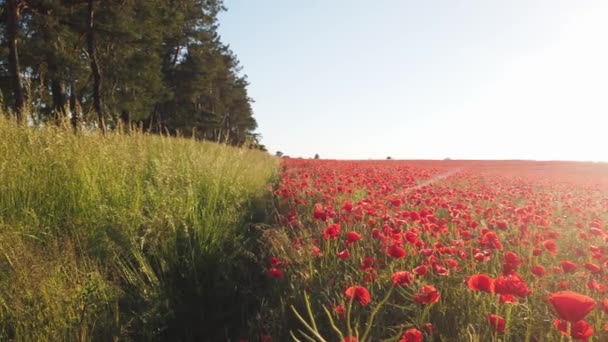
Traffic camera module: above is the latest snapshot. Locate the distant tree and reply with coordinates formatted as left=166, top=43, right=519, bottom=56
left=387, top=156, right=392, bottom=160
left=0, top=0, right=263, bottom=146
left=275, top=151, right=284, bottom=157
left=314, top=153, right=320, bottom=159
left=5, top=0, right=25, bottom=121
left=444, top=157, right=451, bottom=161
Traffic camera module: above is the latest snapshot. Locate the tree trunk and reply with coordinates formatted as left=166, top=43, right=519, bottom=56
left=6, top=0, right=25, bottom=122
left=51, top=78, right=66, bottom=120
left=69, top=78, right=82, bottom=132
left=87, top=0, right=105, bottom=133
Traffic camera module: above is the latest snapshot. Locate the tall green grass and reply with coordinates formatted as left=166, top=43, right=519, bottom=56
left=0, top=117, right=277, bottom=341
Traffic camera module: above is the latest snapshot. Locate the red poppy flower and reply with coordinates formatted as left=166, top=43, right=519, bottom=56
left=445, top=258, right=459, bottom=269
left=343, top=201, right=353, bottom=212
left=423, top=322, right=434, bottom=335
left=548, top=291, right=596, bottom=322
left=554, top=319, right=568, bottom=335
left=487, top=314, right=506, bottom=333
left=480, top=231, right=503, bottom=251
left=360, top=257, right=376, bottom=271
left=584, top=262, right=601, bottom=274
left=334, top=305, right=346, bottom=318
left=387, top=244, right=407, bottom=258
left=345, top=286, right=371, bottom=306
left=432, top=263, right=449, bottom=276
left=543, top=240, right=557, bottom=254
left=405, top=231, right=419, bottom=244
left=338, top=249, right=350, bottom=260
left=269, top=257, right=283, bottom=266
left=499, top=294, right=518, bottom=304
left=268, top=268, right=283, bottom=279
left=413, top=265, right=428, bottom=276
left=346, top=231, right=362, bottom=245
left=474, top=252, right=487, bottom=262
left=399, top=328, right=423, bottom=342
left=554, top=319, right=594, bottom=341
left=495, top=274, right=531, bottom=298
left=392, top=271, right=415, bottom=287
left=571, top=320, right=594, bottom=341
left=323, top=224, right=341, bottom=239
left=531, top=265, right=545, bottom=277
left=561, top=260, right=579, bottom=273
left=313, top=203, right=327, bottom=221
left=502, top=251, right=522, bottom=275
left=586, top=280, right=607, bottom=293
left=414, top=285, right=440, bottom=305
left=467, top=274, right=495, bottom=293
left=342, top=337, right=358, bottom=342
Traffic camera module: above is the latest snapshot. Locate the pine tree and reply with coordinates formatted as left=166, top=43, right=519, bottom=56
left=0, top=0, right=261, bottom=146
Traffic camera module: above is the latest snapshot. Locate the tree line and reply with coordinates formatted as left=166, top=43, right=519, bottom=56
left=0, top=0, right=264, bottom=149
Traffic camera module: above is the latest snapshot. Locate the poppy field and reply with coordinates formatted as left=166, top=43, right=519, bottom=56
left=261, top=159, right=608, bottom=342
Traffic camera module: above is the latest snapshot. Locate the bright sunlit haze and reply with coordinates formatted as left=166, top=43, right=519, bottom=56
left=219, top=1, right=608, bottom=161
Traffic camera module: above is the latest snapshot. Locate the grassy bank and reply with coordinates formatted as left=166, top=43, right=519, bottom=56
left=0, top=118, right=277, bottom=341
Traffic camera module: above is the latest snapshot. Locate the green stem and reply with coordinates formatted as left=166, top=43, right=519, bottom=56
left=290, top=305, right=328, bottom=342
left=361, top=286, right=394, bottom=342
left=322, top=304, right=345, bottom=341
left=346, top=295, right=354, bottom=338
left=304, top=292, right=319, bottom=333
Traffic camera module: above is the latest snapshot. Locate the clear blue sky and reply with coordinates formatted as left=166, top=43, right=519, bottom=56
left=218, top=1, right=608, bottom=161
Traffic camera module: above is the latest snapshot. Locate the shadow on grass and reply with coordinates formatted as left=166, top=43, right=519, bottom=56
left=126, top=193, right=276, bottom=342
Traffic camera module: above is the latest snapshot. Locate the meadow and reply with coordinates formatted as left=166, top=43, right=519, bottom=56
left=3, top=116, right=608, bottom=342
left=264, top=159, right=608, bottom=342
left=0, top=117, right=277, bottom=341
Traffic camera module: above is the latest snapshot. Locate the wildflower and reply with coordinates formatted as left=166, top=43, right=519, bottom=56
left=495, top=274, right=530, bottom=298
left=543, top=240, right=557, bottom=254
left=548, top=291, right=596, bottom=322
left=531, top=265, right=545, bottom=277
left=466, top=274, right=495, bottom=293
left=487, top=314, right=506, bottom=333
left=338, top=249, right=350, bottom=260
left=392, top=271, right=415, bottom=287
left=345, top=286, right=371, bottom=306
left=480, top=231, right=503, bottom=251
left=323, top=224, right=341, bottom=239
left=414, top=285, right=440, bottom=305
left=584, top=262, right=601, bottom=274
left=561, top=260, right=579, bottom=273
left=334, top=304, right=346, bottom=318
left=413, top=265, right=428, bottom=276
left=387, top=244, right=407, bottom=258
left=359, top=257, right=376, bottom=271
left=269, top=257, right=283, bottom=266
left=399, top=328, right=423, bottom=342
left=268, top=268, right=283, bottom=279
left=346, top=231, right=362, bottom=245
left=554, top=319, right=594, bottom=341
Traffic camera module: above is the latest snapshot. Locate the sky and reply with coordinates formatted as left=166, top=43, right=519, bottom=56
left=218, top=1, right=608, bottom=161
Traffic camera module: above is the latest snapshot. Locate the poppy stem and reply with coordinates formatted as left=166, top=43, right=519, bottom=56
left=322, top=304, right=345, bottom=341
left=361, top=286, right=394, bottom=342
left=346, top=295, right=354, bottom=338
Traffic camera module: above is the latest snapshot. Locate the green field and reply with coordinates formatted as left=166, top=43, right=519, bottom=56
left=0, top=117, right=277, bottom=341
